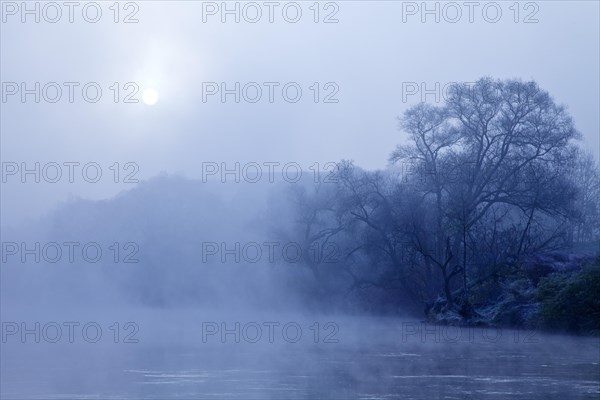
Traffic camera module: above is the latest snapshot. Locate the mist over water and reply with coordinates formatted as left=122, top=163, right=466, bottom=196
left=2, top=1, right=600, bottom=399
left=2, top=312, right=599, bottom=399
left=2, top=175, right=599, bottom=399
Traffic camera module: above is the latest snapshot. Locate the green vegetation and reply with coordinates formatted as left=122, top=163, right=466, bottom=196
left=536, top=257, right=600, bottom=335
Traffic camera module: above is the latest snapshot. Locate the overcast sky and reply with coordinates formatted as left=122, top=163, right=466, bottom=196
left=1, top=0, right=599, bottom=226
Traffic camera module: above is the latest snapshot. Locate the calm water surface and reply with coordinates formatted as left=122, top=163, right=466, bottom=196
left=1, top=313, right=598, bottom=399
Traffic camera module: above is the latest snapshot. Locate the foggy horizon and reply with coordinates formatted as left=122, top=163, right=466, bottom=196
left=1, top=1, right=599, bottom=399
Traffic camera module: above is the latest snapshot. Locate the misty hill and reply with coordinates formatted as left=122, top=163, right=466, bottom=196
left=1, top=175, right=320, bottom=311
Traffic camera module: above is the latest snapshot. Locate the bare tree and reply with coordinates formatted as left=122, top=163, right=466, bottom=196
left=570, top=150, right=600, bottom=244
left=393, top=78, right=581, bottom=308
left=279, top=77, right=593, bottom=316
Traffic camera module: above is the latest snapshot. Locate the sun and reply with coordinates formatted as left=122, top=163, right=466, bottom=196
left=142, top=88, right=159, bottom=105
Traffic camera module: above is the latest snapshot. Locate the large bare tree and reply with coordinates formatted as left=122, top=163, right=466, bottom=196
left=391, top=78, right=581, bottom=308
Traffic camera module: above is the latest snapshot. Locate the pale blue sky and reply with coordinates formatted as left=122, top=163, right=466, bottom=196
left=1, top=1, right=599, bottom=225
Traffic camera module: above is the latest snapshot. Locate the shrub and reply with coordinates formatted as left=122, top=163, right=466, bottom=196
left=536, top=257, right=600, bottom=335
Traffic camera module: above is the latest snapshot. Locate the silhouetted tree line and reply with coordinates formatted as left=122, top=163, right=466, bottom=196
left=286, top=78, right=600, bottom=316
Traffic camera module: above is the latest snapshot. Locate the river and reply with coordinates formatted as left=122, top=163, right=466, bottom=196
left=1, top=312, right=598, bottom=399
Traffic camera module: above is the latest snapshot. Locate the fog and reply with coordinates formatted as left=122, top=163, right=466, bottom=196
left=2, top=311, right=599, bottom=399
left=2, top=1, right=599, bottom=226
left=2, top=1, right=600, bottom=399
left=2, top=177, right=322, bottom=311
left=3, top=170, right=599, bottom=398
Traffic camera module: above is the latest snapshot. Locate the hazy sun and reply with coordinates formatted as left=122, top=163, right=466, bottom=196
left=142, top=88, right=159, bottom=105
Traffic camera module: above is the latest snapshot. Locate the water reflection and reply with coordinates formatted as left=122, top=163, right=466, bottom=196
left=2, top=315, right=598, bottom=399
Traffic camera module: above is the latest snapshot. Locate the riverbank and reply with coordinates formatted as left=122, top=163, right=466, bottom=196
left=426, top=252, right=600, bottom=336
